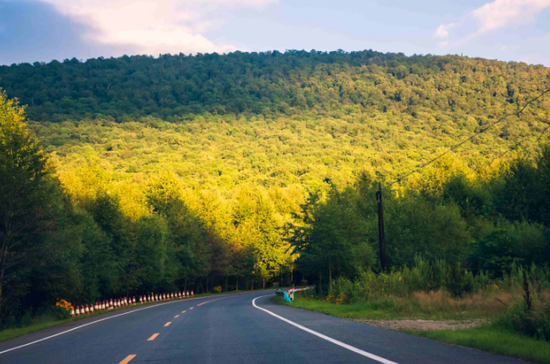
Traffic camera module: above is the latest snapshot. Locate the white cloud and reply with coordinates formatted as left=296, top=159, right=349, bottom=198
left=472, top=0, right=550, bottom=33
left=434, top=23, right=454, bottom=38
left=433, top=0, right=550, bottom=49
left=42, top=0, right=277, bottom=55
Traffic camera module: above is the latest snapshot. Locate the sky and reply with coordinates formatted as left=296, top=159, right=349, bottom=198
left=0, top=0, right=549, bottom=66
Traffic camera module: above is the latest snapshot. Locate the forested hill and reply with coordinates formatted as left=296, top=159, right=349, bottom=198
left=1, top=50, right=549, bottom=123
left=1, top=50, right=549, bottom=193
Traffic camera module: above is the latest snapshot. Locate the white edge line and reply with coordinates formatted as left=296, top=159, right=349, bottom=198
left=0, top=295, right=229, bottom=355
left=252, top=295, right=399, bottom=364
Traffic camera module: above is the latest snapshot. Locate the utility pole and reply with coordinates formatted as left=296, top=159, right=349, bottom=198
left=376, top=182, right=387, bottom=271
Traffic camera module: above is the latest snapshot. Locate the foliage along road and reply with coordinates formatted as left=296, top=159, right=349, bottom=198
left=0, top=291, right=526, bottom=364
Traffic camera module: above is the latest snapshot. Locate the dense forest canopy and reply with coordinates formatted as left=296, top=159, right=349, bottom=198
left=0, top=51, right=546, bottom=192
left=1, top=50, right=550, bottom=326
left=1, top=50, right=549, bottom=123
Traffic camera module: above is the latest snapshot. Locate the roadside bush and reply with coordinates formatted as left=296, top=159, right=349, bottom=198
left=444, top=263, right=475, bottom=297
left=495, top=299, right=550, bottom=341
left=52, top=306, right=71, bottom=320
left=52, top=300, right=73, bottom=320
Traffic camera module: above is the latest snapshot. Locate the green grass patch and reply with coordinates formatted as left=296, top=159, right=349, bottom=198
left=412, top=327, right=550, bottom=364
left=273, top=296, right=496, bottom=320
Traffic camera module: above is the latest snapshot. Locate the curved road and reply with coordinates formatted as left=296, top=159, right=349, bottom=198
left=0, top=291, right=526, bottom=364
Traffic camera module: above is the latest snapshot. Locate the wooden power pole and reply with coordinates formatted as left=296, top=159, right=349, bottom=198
left=376, top=182, right=387, bottom=271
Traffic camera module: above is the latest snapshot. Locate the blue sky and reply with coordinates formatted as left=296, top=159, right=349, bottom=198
left=1, top=0, right=549, bottom=66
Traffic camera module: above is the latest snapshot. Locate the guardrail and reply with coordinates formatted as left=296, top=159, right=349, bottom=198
left=276, top=286, right=315, bottom=302
left=287, top=286, right=315, bottom=300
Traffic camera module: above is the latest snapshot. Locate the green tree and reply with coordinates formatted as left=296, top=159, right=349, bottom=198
left=0, top=91, right=65, bottom=316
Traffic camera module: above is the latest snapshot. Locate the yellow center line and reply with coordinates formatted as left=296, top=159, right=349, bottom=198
left=148, top=333, right=159, bottom=341
left=164, top=322, right=171, bottom=327
left=174, top=315, right=180, bottom=318
left=189, top=307, right=194, bottom=310
left=181, top=310, right=186, bottom=313
left=119, top=355, right=136, bottom=364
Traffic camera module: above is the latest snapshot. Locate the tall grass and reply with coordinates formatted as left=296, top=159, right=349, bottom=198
left=327, top=256, right=550, bottom=304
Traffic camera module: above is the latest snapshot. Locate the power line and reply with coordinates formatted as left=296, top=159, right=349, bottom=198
left=390, top=86, right=550, bottom=186
left=474, top=122, right=550, bottom=173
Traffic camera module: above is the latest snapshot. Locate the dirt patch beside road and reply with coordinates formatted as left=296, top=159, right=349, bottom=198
left=352, top=319, right=485, bottom=331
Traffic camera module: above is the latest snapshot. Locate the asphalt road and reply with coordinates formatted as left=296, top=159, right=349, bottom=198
left=0, top=291, right=527, bottom=364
